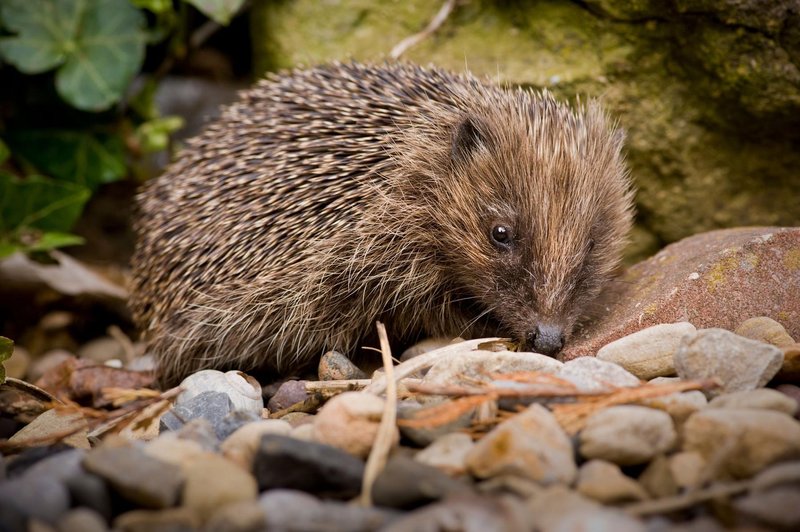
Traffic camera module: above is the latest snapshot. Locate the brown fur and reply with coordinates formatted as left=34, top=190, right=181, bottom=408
left=130, top=62, right=634, bottom=385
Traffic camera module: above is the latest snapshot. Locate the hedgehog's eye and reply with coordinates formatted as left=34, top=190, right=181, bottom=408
left=491, top=225, right=513, bottom=249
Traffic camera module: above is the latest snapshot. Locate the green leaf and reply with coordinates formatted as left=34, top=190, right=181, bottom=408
left=0, top=336, right=13, bottom=383
left=0, top=0, right=146, bottom=112
left=7, top=130, right=126, bottom=190
left=0, top=0, right=83, bottom=74
left=0, top=242, right=20, bottom=259
left=186, top=0, right=246, bottom=25
left=26, top=231, right=85, bottom=252
left=0, top=172, right=90, bottom=234
left=136, top=116, right=185, bottom=153
left=55, top=0, right=147, bottom=111
left=0, top=139, right=9, bottom=165
left=131, top=0, right=174, bottom=14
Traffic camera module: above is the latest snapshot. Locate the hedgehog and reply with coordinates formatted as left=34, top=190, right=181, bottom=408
left=130, top=62, right=635, bottom=385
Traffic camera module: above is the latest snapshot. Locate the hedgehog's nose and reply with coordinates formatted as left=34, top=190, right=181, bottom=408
left=526, top=324, right=565, bottom=356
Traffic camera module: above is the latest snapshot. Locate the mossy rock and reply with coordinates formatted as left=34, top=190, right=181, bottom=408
left=252, top=0, right=800, bottom=256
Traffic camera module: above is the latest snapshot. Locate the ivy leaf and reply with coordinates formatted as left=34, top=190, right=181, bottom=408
left=186, top=0, right=246, bottom=25
left=26, top=232, right=85, bottom=253
left=0, top=139, right=9, bottom=165
left=7, top=130, right=126, bottom=191
left=0, top=336, right=13, bottom=383
left=0, top=0, right=146, bottom=112
left=131, top=0, right=174, bottom=15
left=0, top=173, right=90, bottom=235
left=0, top=0, right=82, bottom=74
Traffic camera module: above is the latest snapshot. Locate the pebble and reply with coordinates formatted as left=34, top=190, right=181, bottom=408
left=313, top=391, right=397, bottom=458
left=556, top=356, right=641, bottom=393
left=259, top=489, right=396, bottom=531
left=668, top=451, right=706, bottom=489
left=735, top=316, right=795, bottom=347
left=64, top=471, right=112, bottom=522
left=144, top=434, right=208, bottom=471
left=113, top=507, right=199, bottom=532
left=266, top=380, right=308, bottom=412
left=177, top=369, right=263, bottom=414
left=638, top=455, right=678, bottom=498
left=674, top=328, right=783, bottom=396
left=579, top=405, right=676, bottom=465
left=683, top=408, right=800, bottom=478
left=9, top=409, right=90, bottom=449
left=414, top=432, right=475, bottom=476
left=466, top=404, right=576, bottom=485
left=182, top=453, right=258, bottom=522
left=382, top=493, right=528, bottom=532
left=596, top=322, right=695, bottom=379
left=220, top=419, right=292, bottom=469
left=642, top=390, right=708, bottom=425
left=318, top=350, right=367, bottom=380
left=528, top=485, right=646, bottom=532
left=56, top=508, right=108, bottom=532
left=751, top=460, right=800, bottom=492
left=734, top=487, right=800, bottom=529
left=159, top=390, right=235, bottom=437
left=397, top=399, right=473, bottom=447
left=777, top=384, right=800, bottom=419
left=82, top=445, right=183, bottom=508
left=399, top=337, right=452, bottom=362
left=204, top=500, right=266, bottom=532
left=215, top=409, right=262, bottom=440
left=172, top=418, right=220, bottom=450
left=290, top=423, right=315, bottom=441
left=0, top=474, right=70, bottom=524
left=77, top=336, right=126, bottom=365
left=708, top=387, right=799, bottom=415
left=423, top=350, right=563, bottom=389
left=253, top=434, right=365, bottom=498
left=371, top=455, right=473, bottom=508
left=280, top=412, right=313, bottom=427
left=576, top=460, right=649, bottom=503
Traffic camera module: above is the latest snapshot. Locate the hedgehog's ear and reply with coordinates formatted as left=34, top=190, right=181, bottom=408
left=451, top=114, right=488, bottom=164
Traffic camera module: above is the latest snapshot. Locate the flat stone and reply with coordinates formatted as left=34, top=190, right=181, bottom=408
left=708, top=388, right=798, bottom=415
left=204, top=500, right=266, bottom=532
left=259, top=489, right=396, bottom=531
left=414, top=432, right=475, bottom=476
left=182, top=453, right=258, bottom=522
left=220, top=419, right=292, bottom=469
left=466, top=404, right=576, bottom=485
left=528, top=485, right=646, bottom=532
left=397, top=399, right=473, bottom=447
left=675, top=328, right=783, bottom=396
left=423, top=350, right=563, bottom=389
left=579, top=405, right=677, bottom=465
left=563, top=227, right=800, bottom=359
left=735, top=316, right=795, bottom=347
left=683, top=408, right=800, bottom=478
left=751, top=461, right=800, bottom=492
left=253, top=434, right=365, bottom=498
left=64, top=471, right=112, bottom=522
left=159, top=390, right=235, bottom=438
left=266, top=380, right=308, bottom=412
left=734, top=487, right=800, bottom=529
left=596, top=322, right=695, bottom=379
left=381, top=494, right=528, bottom=532
left=318, top=350, right=367, bottom=380
left=9, top=409, right=89, bottom=449
left=82, top=445, right=183, bottom=508
left=57, top=508, right=108, bottom=532
left=113, top=507, right=199, bottom=532
left=576, top=460, right=649, bottom=503
left=371, top=455, right=473, bottom=509
left=0, top=475, right=70, bottom=524
left=556, top=356, right=641, bottom=392
left=313, top=391, right=397, bottom=458
left=172, top=418, right=219, bottom=451
left=215, top=409, right=262, bottom=441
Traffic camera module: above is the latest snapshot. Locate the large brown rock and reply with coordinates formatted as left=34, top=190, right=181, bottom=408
left=563, top=227, right=800, bottom=359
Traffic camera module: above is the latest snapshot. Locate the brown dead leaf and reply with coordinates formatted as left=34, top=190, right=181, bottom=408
left=35, top=357, right=155, bottom=407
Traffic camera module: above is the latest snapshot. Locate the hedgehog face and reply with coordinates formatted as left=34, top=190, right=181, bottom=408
left=438, top=101, right=633, bottom=356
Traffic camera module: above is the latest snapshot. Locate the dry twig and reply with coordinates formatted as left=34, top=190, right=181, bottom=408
left=360, top=322, right=398, bottom=507
left=390, top=0, right=458, bottom=59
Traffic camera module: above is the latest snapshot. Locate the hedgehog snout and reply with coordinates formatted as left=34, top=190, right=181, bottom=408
left=525, top=323, right=565, bottom=356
